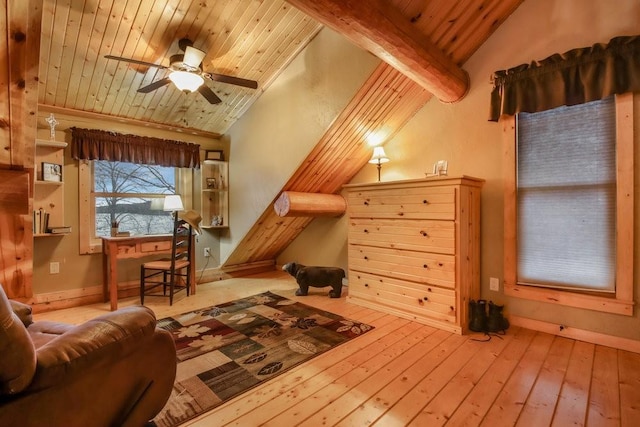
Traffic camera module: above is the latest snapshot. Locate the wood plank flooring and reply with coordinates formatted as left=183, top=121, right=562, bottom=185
left=35, top=271, right=640, bottom=426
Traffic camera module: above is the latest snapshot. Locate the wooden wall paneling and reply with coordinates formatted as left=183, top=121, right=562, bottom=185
left=0, top=0, right=43, bottom=299
left=0, top=6, right=9, bottom=167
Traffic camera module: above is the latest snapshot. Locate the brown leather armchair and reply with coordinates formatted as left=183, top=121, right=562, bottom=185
left=0, top=286, right=176, bottom=427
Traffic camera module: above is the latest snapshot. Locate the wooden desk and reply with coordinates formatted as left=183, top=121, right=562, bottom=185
left=102, top=234, right=196, bottom=311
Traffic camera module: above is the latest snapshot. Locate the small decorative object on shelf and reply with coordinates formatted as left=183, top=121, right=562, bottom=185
left=45, top=113, right=59, bottom=141
left=42, top=162, right=62, bottom=182
left=211, top=215, right=223, bottom=226
left=205, top=149, right=224, bottom=161
left=206, top=177, right=217, bottom=189
left=110, top=221, right=119, bottom=237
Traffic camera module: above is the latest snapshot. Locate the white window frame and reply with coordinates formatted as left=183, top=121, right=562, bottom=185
left=502, top=93, right=634, bottom=315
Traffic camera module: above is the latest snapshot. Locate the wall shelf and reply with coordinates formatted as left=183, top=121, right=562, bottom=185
left=201, top=158, right=229, bottom=229
left=34, top=139, right=68, bottom=235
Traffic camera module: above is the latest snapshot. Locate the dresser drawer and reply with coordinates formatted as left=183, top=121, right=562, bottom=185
left=347, top=186, right=455, bottom=220
left=348, top=218, right=455, bottom=254
left=349, top=271, right=456, bottom=324
left=348, top=245, right=455, bottom=288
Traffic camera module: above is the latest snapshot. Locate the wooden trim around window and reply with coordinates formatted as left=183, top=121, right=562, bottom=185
left=502, top=94, right=635, bottom=315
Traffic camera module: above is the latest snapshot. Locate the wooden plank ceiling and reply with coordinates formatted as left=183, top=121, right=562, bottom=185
left=38, top=0, right=322, bottom=135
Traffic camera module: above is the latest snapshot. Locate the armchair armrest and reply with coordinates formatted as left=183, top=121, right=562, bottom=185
left=9, top=300, right=33, bottom=327
left=26, top=306, right=159, bottom=392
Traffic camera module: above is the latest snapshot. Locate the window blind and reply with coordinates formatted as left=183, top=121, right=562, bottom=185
left=517, top=97, right=616, bottom=292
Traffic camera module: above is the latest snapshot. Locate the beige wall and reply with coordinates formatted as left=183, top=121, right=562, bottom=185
left=32, top=113, right=222, bottom=295
left=282, top=0, right=640, bottom=341
left=221, top=27, right=379, bottom=262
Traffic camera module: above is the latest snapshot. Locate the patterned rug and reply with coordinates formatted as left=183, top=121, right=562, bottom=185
left=153, top=291, right=374, bottom=427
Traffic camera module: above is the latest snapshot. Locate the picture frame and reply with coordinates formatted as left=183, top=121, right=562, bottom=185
left=205, top=149, right=225, bottom=161
left=42, top=162, right=62, bottom=182
left=206, top=177, right=217, bottom=189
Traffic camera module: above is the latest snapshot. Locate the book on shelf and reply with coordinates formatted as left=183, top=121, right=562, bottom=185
left=48, top=226, right=72, bottom=234
left=33, top=209, right=49, bottom=234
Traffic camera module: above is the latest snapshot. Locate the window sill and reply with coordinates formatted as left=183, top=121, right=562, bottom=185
left=504, top=282, right=634, bottom=316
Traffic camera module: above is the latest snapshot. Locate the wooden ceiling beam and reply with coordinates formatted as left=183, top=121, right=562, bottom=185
left=286, top=0, right=469, bottom=103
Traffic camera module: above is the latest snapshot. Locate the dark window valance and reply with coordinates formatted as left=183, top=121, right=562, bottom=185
left=489, top=35, right=640, bottom=121
left=71, top=127, right=200, bottom=168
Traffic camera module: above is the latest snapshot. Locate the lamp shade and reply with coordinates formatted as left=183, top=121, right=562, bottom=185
left=163, top=195, right=184, bottom=212
left=368, top=146, right=390, bottom=164
left=169, top=71, right=204, bottom=92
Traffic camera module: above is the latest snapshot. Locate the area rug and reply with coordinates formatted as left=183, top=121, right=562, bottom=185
left=153, top=291, right=374, bottom=427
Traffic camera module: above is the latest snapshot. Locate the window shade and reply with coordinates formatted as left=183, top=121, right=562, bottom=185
left=517, top=97, right=616, bottom=292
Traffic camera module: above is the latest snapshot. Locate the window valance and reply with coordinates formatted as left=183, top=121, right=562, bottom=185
left=489, top=35, right=640, bottom=121
left=71, top=127, right=200, bottom=168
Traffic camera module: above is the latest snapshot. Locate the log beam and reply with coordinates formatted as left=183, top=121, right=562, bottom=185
left=274, top=192, right=346, bottom=217
left=286, top=0, right=469, bottom=103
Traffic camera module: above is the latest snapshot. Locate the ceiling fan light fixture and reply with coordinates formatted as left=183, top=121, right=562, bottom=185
left=169, top=71, right=204, bottom=92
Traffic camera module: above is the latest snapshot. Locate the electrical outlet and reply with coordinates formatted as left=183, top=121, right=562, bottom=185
left=50, top=262, right=60, bottom=274
left=204, top=247, right=211, bottom=257
left=489, top=277, right=500, bottom=291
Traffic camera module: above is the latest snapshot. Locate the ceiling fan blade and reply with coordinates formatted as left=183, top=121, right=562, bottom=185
left=183, top=46, right=206, bottom=69
left=204, top=72, right=258, bottom=89
left=197, top=85, right=222, bottom=104
left=137, top=77, right=171, bottom=93
left=104, top=55, right=168, bottom=69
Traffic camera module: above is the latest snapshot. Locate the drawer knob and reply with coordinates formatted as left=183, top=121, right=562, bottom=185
left=423, top=264, right=428, bottom=269
left=420, top=231, right=429, bottom=237
left=363, top=229, right=369, bottom=233
left=423, top=199, right=429, bottom=204
left=364, top=256, right=369, bottom=260
left=364, top=200, right=369, bottom=205
left=364, top=283, right=369, bottom=287
left=423, top=297, right=429, bottom=301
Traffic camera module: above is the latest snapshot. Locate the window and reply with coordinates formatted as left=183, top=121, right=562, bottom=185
left=503, top=93, right=634, bottom=315
left=517, top=98, right=616, bottom=292
left=94, top=161, right=177, bottom=236
left=79, top=160, right=192, bottom=254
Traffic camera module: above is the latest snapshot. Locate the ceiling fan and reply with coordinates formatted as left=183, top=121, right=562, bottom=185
left=104, top=38, right=258, bottom=104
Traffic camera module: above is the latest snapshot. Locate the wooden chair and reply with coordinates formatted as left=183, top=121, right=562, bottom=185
left=140, top=214, right=194, bottom=305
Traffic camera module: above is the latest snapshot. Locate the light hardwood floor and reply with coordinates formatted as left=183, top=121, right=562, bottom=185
left=36, top=271, right=640, bottom=426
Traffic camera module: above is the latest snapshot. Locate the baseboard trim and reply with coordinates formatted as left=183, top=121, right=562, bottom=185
left=510, top=315, right=640, bottom=354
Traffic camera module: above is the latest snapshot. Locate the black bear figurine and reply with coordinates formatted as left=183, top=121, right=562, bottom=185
left=282, top=262, right=345, bottom=298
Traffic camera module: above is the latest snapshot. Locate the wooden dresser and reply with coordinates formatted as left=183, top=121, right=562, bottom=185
left=344, top=176, right=484, bottom=334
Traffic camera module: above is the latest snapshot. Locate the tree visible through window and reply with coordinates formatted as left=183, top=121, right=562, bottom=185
left=93, top=161, right=177, bottom=237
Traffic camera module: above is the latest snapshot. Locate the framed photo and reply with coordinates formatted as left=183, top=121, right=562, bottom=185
left=205, top=149, right=225, bottom=161
left=42, top=162, right=62, bottom=182
left=206, top=177, right=217, bottom=189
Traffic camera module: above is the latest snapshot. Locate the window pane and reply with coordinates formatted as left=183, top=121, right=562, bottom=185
left=93, top=161, right=177, bottom=237
left=95, top=197, right=174, bottom=237
left=517, top=97, right=616, bottom=292
left=94, top=161, right=176, bottom=194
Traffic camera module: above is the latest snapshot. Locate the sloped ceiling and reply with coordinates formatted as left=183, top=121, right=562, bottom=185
left=38, top=0, right=322, bottom=136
